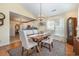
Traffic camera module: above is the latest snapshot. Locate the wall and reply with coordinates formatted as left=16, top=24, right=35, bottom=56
left=0, top=8, right=9, bottom=46
left=77, top=8, right=79, bottom=37
left=0, top=4, right=35, bottom=46
left=10, top=21, right=20, bottom=36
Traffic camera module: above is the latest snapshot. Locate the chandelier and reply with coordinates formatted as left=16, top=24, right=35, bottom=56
left=39, top=3, right=45, bottom=26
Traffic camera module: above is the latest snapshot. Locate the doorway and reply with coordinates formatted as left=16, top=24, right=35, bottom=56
left=15, top=24, right=20, bottom=35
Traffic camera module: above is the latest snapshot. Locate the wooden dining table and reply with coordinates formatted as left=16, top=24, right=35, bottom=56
left=29, top=34, right=49, bottom=45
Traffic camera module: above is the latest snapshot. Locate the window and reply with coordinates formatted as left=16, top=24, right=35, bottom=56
left=47, top=20, right=55, bottom=30
left=46, top=17, right=65, bottom=37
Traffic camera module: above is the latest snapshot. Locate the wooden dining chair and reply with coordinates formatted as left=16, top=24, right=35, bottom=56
left=19, top=30, right=39, bottom=55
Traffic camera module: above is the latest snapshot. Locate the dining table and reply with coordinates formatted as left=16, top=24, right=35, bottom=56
left=28, top=34, right=49, bottom=46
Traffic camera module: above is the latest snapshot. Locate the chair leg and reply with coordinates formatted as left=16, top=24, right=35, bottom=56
left=41, top=42, right=43, bottom=48
left=27, top=50, right=29, bottom=56
left=35, top=46, right=37, bottom=52
left=22, top=47, right=24, bottom=56
left=35, top=46, right=40, bottom=53
left=26, top=49, right=32, bottom=56
left=51, top=42, right=53, bottom=48
left=7, top=50, right=11, bottom=56
left=49, top=44, right=51, bottom=52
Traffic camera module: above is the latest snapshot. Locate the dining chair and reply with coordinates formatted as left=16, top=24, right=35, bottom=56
left=19, top=30, right=39, bottom=55
left=41, top=35, right=53, bottom=52
left=25, top=30, right=33, bottom=35
left=32, top=29, right=39, bottom=34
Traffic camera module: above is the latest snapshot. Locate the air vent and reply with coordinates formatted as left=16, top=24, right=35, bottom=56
left=52, top=9, right=56, bottom=12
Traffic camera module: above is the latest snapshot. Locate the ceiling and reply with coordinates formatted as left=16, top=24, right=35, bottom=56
left=21, top=3, right=78, bottom=18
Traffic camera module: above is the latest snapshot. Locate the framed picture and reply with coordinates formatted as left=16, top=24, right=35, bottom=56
left=0, top=19, right=3, bottom=25
left=0, top=12, right=5, bottom=26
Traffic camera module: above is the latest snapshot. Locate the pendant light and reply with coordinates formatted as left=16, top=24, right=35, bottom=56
left=39, top=3, right=44, bottom=26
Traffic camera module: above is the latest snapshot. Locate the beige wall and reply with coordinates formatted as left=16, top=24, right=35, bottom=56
left=0, top=8, right=9, bottom=46
left=0, top=4, right=35, bottom=46
left=77, top=8, right=79, bottom=37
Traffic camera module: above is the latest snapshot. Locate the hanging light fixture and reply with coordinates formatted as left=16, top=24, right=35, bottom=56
left=39, top=3, right=45, bottom=26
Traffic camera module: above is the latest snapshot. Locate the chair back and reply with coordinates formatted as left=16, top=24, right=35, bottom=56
left=25, top=30, right=33, bottom=35
left=19, top=30, right=30, bottom=48
left=32, top=29, right=38, bottom=34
